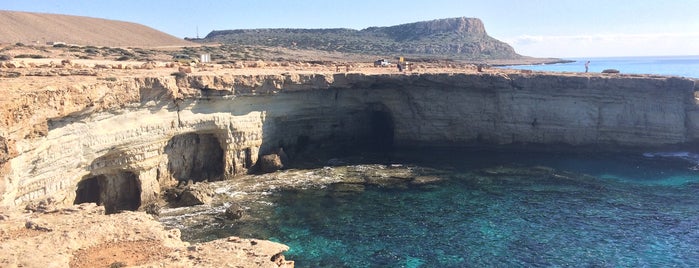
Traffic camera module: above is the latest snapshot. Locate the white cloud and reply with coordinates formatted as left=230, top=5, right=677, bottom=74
left=504, top=32, right=699, bottom=58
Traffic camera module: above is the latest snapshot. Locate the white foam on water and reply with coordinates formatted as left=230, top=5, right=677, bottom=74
left=642, top=151, right=699, bottom=164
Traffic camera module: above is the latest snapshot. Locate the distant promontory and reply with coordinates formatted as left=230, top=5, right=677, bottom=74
left=202, top=17, right=522, bottom=60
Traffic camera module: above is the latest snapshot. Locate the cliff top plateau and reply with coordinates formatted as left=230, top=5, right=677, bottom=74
left=0, top=10, right=193, bottom=47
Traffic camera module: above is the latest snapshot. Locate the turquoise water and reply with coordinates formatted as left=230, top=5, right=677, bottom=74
left=167, top=150, right=699, bottom=267
left=501, top=55, right=699, bottom=78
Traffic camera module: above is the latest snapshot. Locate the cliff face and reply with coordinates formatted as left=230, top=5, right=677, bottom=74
left=365, top=17, right=488, bottom=41
left=1, top=72, right=698, bottom=209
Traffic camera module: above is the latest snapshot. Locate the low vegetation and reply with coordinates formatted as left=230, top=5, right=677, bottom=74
left=198, top=18, right=522, bottom=60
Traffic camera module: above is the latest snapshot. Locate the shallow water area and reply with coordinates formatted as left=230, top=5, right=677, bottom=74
left=160, top=149, right=699, bottom=267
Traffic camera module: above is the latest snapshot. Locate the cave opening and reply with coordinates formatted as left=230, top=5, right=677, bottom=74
left=75, top=175, right=102, bottom=205
left=74, top=171, right=142, bottom=214
left=368, top=110, right=395, bottom=151
left=165, top=133, right=224, bottom=184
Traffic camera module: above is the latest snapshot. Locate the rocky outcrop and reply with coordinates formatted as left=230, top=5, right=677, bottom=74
left=204, top=17, right=521, bottom=59
left=258, top=154, right=284, bottom=173
left=0, top=203, right=288, bottom=267
left=1, top=71, right=697, bottom=211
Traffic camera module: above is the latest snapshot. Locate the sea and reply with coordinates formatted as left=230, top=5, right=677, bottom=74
left=160, top=149, right=699, bottom=267
left=159, top=56, right=699, bottom=267
left=501, top=55, right=699, bottom=78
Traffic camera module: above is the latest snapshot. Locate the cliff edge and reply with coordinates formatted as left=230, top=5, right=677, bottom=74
left=1, top=65, right=698, bottom=209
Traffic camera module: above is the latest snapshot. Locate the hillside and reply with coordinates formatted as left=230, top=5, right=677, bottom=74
left=203, top=17, right=522, bottom=60
left=0, top=10, right=192, bottom=47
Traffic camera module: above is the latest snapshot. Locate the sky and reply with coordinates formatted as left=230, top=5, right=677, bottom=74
left=1, top=0, right=698, bottom=58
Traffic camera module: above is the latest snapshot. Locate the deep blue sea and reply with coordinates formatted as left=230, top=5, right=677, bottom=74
left=163, top=149, right=699, bottom=267
left=501, top=55, right=699, bottom=78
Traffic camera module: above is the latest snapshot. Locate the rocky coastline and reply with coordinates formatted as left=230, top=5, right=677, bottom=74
left=1, top=60, right=698, bottom=266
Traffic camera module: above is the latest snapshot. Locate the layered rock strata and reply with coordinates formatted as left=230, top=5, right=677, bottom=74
left=1, top=72, right=698, bottom=210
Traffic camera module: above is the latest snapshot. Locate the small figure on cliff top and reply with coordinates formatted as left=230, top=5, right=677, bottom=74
left=585, top=61, right=590, bottom=73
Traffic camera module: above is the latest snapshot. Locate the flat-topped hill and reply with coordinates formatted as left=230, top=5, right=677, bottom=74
left=0, top=10, right=193, bottom=47
left=203, top=17, right=522, bottom=60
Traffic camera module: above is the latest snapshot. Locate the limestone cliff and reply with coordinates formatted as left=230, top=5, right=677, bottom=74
left=1, top=71, right=698, bottom=211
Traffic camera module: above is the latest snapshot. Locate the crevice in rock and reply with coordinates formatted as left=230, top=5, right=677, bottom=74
left=173, top=98, right=184, bottom=127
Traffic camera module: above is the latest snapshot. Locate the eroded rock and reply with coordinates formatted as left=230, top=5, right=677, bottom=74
left=166, top=184, right=215, bottom=207
left=258, top=154, right=284, bottom=173
left=224, top=203, right=244, bottom=220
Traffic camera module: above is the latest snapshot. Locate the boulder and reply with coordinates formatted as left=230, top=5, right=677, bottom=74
left=143, top=203, right=161, bottom=216
left=25, top=197, right=57, bottom=213
left=178, top=66, right=192, bottom=74
left=170, top=184, right=214, bottom=207
left=258, top=154, right=284, bottom=173
left=602, top=69, right=620, bottom=74
left=141, top=61, right=156, bottom=70
left=224, top=203, right=244, bottom=220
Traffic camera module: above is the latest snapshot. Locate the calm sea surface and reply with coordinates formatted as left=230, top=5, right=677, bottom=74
left=501, top=55, right=699, bottom=78
left=161, top=149, right=699, bottom=267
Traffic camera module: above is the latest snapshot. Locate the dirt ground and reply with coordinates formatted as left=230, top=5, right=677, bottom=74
left=69, top=240, right=170, bottom=268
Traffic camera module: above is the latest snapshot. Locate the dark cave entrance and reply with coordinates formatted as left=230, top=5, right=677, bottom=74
left=75, top=176, right=101, bottom=205
left=165, top=133, right=224, bottom=184
left=74, top=171, right=142, bottom=214
left=368, top=110, right=395, bottom=151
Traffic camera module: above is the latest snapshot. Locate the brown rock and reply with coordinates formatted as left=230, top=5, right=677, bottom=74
left=178, top=66, right=192, bottom=74
left=177, top=185, right=214, bottom=206
left=0, top=204, right=290, bottom=268
left=224, top=203, right=244, bottom=220
left=258, top=154, right=283, bottom=173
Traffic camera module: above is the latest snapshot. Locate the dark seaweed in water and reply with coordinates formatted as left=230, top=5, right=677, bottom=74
left=160, top=150, right=699, bottom=267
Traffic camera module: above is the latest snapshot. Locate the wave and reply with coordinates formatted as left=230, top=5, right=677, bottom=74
left=643, top=151, right=699, bottom=170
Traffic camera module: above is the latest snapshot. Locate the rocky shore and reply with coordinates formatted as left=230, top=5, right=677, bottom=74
left=0, top=202, right=290, bottom=267
left=1, top=56, right=698, bottom=266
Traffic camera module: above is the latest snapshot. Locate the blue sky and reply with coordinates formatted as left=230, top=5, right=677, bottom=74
left=2, top=0, right=698, bottom=58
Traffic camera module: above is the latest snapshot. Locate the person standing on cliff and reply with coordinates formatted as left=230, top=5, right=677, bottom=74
left=585, top=61, right=590, bottom=72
